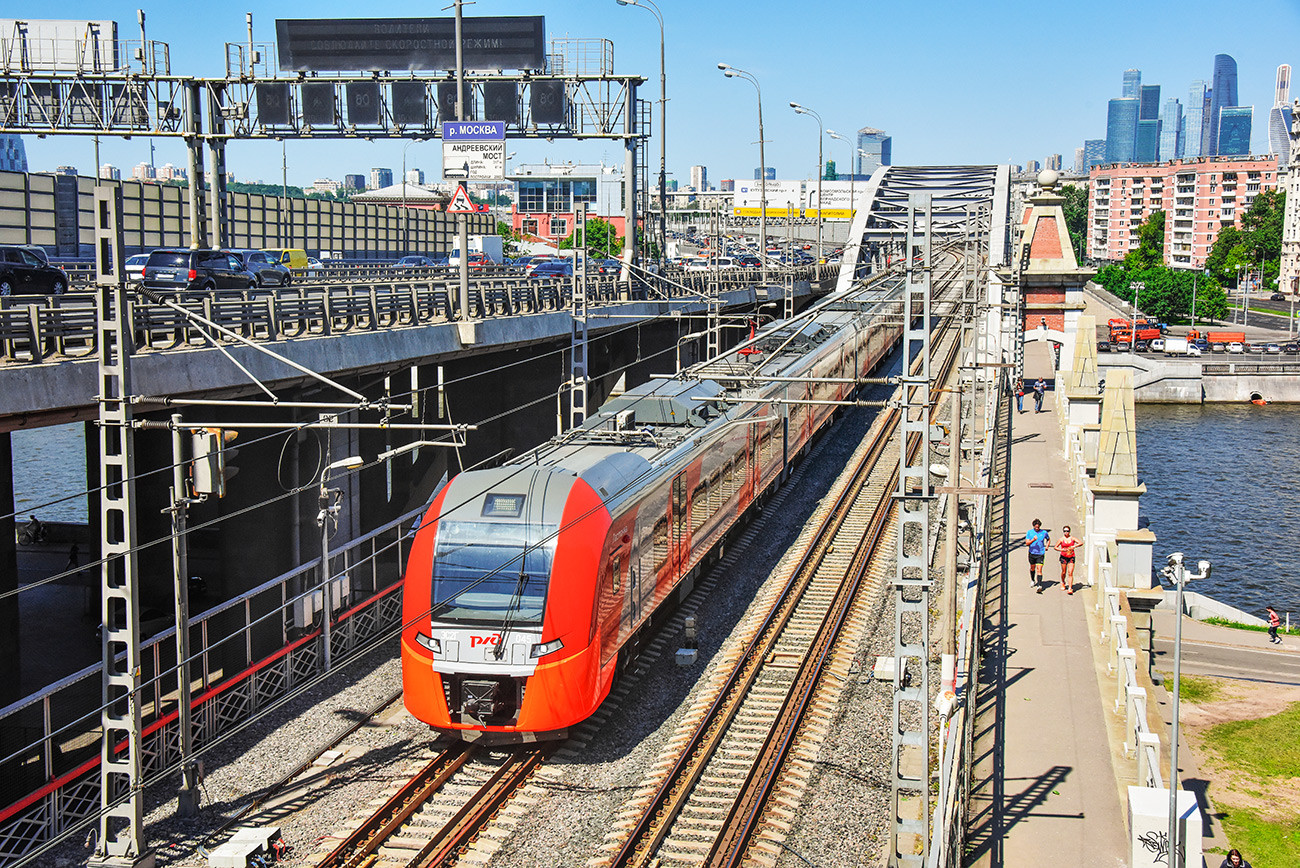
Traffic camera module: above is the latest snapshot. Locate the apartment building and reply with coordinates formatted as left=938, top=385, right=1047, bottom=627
left=1087, top=155, right=1279, bottom=269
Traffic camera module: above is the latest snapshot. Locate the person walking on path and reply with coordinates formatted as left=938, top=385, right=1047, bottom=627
left=1033, top=378, right=1046, bottom=413
left=1219, top=848, right=1252, bottom=868
left=1015, top=378, right=1024, bottom=413
left=1267, top=606, right=1282, bottom=644
left=1054, top=525, right=1080, bottom=594
left=1024, top=519, right=1050, bottom=591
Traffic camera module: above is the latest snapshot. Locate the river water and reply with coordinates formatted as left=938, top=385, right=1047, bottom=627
left=1135, top=403, right=1300, bottom=621
left=10, top=406, right=1299, bottom=620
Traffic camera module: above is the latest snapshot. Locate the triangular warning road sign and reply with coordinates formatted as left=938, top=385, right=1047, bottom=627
left=447, top=185, right=475, bottom=213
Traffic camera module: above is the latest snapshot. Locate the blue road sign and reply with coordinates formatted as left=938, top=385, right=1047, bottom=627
left=442, top=121, right=506, bottom=140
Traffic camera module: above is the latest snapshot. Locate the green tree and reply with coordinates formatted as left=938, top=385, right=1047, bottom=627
left=1206, top=189, right=1285, bottom=291
left=1123, top=210, right=1165, bottom=271
left=1059, top=183, right=1089, bottom=263
left=496, top=220, right=523, bottom=258
left=558, top=217, right=622, bottom=258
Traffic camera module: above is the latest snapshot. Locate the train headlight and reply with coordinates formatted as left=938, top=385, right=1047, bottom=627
left=530, top=638, right=564, bottom=658
left=415, top=632, right=441, bottom=653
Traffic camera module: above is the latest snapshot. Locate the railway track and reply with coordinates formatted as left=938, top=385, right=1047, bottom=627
left=595, top=269, right=969, bottom=868
left=313, top=743, right=553, bottom=868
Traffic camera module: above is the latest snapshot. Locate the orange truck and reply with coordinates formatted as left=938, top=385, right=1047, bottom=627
left=1205, top=331, right=1246, bottom=345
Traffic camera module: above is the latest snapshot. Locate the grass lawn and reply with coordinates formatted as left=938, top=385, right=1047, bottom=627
left=1199, top=701, right=1300, bottom=867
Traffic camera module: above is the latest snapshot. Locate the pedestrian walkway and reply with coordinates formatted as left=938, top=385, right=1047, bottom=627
left=965, top=383, right=1129, bottom=867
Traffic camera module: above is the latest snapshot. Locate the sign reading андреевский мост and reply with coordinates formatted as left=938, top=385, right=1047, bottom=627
left=275, top=17, right=545, bottom=73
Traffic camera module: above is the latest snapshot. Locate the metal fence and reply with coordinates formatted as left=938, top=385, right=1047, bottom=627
left=0, top=265, right=836, bottom=365
left=0, top=505, right=421, bottom=868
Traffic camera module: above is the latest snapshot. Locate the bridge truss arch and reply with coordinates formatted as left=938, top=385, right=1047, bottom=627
left=835, top=164, right=1012, bottom=293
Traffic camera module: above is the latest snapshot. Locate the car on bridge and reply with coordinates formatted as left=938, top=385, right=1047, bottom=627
left=0, top=245, right=69, bottom=296
left=528, top=260, right=574, bottom=280
left=230, top=250, right=292, bottom=287
left=142, top=249, right=256, bottom=293
left=396, top=255, right=439, bottom=269
left=124, top=253, right=149, bottom=283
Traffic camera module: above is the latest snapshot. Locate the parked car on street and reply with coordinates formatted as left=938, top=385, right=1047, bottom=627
left=1271, top=292, right=1286, bottom=301
left=1227, top=342, right=1244, bottom=354
left=396, top=255, right=438, bottom=269
left=230, top=249, right=292, bottom=286
left=142, top=248, right=255, bottom=292
left=0, top=245, right=69, bottom=296
left=1096, top=339, right=1111, bottom=353
left=1265, top=343, right=1283, bottom=354
left=1285, top=342, right=1300, bottom=355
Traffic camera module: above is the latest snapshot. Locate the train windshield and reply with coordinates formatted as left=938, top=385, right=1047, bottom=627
left=428, top=520, right=556, bottom=627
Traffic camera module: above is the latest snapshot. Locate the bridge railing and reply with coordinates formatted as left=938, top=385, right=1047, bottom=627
left=0, top=264, right=839, bottom=365
left=0, top=505, right=424, bottom=868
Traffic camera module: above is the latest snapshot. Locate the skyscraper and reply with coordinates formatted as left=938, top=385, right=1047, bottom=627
left=1269, top=64, right=1293, bottom=166
left=1185, top=80, right=1211, bottom=158
left=1160, top=98, right=1183, bottom=161
left=1073, top=146, right=1085, bottom=173
left=1217, top=106, right=1253, bottom=157
left=753, top=167, right=776, bottom=180
left=1208, top=53, right=1239, bottom=156
left=1134, top=85, right=1161, bottom=162
left=690, top=165, right=708, bottom=191
left=1105, top=98, right=1139, bottom=163
left=0, top=134, right=27, bottom=172
left=1083, top=139, right=1106, bottom=170
left=856, top=127, right=892, bottom=175
left=1048, top=154, right=1062, bottom=171
left=1122, top=69, right=1142, bottom=98
left=370, top=167, right=394, bottom=189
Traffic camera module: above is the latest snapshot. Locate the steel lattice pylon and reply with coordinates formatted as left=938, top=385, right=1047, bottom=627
left=890, top=192, right=933, bottom=868
left=567, top=202, right=590, bottom=432
left=88, top=187, right=153, bottom=868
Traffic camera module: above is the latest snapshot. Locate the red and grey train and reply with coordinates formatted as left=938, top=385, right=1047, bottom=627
left=401, top=280, right=906, bottom=740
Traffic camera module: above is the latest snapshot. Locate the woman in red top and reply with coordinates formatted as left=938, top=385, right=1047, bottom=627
left=1055, top=526, right=1080, bottom=594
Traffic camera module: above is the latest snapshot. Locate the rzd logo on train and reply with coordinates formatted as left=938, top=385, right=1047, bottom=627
left=470, top=635, right=501, bottom=648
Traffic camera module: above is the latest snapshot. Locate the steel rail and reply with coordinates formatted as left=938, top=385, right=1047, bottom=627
left=313, top=744, right=476, bottom=868
left=708, top=318, right=967, bottom=866
left=408, top=746, right=552, bottom=868
left=608, top=252, right=968, bottom=867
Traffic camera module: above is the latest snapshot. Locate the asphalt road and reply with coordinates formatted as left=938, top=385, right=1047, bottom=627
left=1152, top=635, right=1300, bottom=686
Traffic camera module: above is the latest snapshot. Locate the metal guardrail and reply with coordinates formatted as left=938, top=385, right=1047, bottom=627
left=1201, top=362, right=1300, bottom=374
left=0, top=265, right=837, bottom=365
left=0, top=506, right=422, bottom=868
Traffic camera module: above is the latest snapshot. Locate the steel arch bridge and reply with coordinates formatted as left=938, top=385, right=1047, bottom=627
left=834, top=164, right=1012, bottom=292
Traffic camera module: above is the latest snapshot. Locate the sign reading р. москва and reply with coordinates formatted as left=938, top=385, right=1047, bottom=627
left=275, top=17, right=546, bottom=73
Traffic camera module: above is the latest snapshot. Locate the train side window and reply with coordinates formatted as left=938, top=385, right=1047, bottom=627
left=609, top=556, right=621, bottom=594
left=652, top=516, right=669, bottom=572
left=691, top=479, right=709, bottom=531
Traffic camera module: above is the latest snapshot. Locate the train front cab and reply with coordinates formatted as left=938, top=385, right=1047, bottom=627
left=401, top=466, right=612, bottom=741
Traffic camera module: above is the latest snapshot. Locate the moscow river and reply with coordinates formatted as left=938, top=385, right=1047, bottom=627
left=1136, top=402, right=1300, bottom=621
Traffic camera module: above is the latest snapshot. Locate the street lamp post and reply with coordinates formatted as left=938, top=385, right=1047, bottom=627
left=494, top=150, right=516, bottom=226
left=1129, top=280, right=1145, bottom=352
left=401, top=139, right=417, bottom=256
left=616, top=0, right=667, bottom=263
left=789, top=102, right=823, bottom=264
left=719, top=63, right=767, bottom=284
left=1162, top=552, right=1211, bottom=868
left=827, top=130, right=856, bottom=253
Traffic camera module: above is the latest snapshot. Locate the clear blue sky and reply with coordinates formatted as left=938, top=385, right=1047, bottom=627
left=14, top=0, right=1300, bottom=186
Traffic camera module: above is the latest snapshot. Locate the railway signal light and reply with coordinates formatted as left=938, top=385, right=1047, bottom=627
left=190, top=428, right=239, bottom=498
